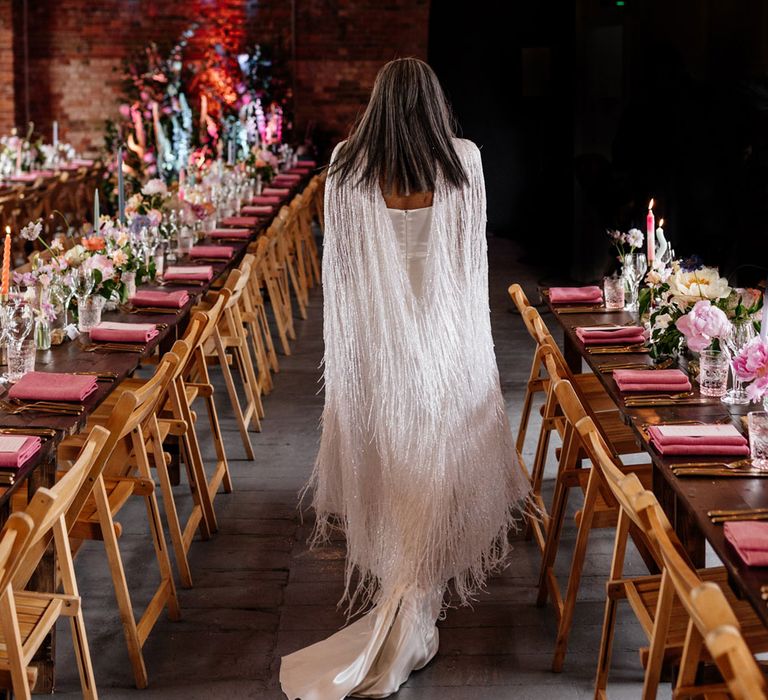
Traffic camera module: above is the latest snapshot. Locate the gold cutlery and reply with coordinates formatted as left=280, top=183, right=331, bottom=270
left=160, top=280, right=207, bottom=287
left=622, top=397, right=712, bottom=407
left=708, top=506, right=768, bottom=517
left=625, top=391, right=694, bottom=401
left=73, top=371, right=118, bottom=381
left=119, top=305, right=181, bottom=315
left=80, top=343, right=146, bottom=353
left=0, top=427, right=56, bottom=437
left=587, top=345, right=649, bottom=354
left=0, top=399, right=83, bottom=416
left=554, top=306, right=624, bottom=314
left=673, top=468, right=768, bottom=478
left=711, top=512, right=768, bottom=524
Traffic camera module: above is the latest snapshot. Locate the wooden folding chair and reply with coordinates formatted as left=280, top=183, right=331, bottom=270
left=579, top=411, right=768, bottom=699
left=311, top=171, right=326, bottom=234
left=267, top=212, right=298, bottom=340
left=254, top=233, right=293, bottom=356
left=243, top=239, right=280, bottom=376
left=535, top=368, right=653, bottom=671
left=279, top=201, right=308, bottom=320
left=293, top=182, right=321, bottom=290
left=239, top=253, right=275, bottom=394
left=0, top=427, right=110, bottom=699
left=56, top=353, right=182, bottom=689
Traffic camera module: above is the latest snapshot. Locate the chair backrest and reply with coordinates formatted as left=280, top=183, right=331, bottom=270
left=508, top=283, right=532, bottom=313
left=222, top=265, right=250, bottom=307
left=0, top=426, right=111, bottom=590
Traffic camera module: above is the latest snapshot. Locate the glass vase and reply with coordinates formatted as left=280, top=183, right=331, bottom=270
left=34, top=316, right=51, bottom=350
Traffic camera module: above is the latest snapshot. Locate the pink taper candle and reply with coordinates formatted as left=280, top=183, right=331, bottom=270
left=761, top=289, right=767, bottom=341
left=646, top=198, right=655, bottom=265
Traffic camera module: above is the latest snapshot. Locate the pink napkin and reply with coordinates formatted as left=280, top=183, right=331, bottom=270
left=262, top=187, right=290, bottom=196
left=724, top=522, right=768, bottom=566
left=252, top=196, right=281, bottom=205
left=614, top=368, right=692, bottom=392
left=220, top=216, right=259, bottom=228
left=287, top=167, right=311, bottom=175
left=90, top=322, right=159, bottom=343
left=190, top=245, right=233, bottom=259
left=209, top=228, right=251, bottom=239
left=58, top=163, right=83, bottom=171
left=549, top=286, right=603, bottom=304
left=0, top=436, right=42, bottom=468
left=648, top=424, right=749, bottom=455
left=297, top=159, right=317, bottom=168
left=9, top=372, right=98, bottom=402
left=164, top=265, right=214, bottom=281
left=576, top=326, right=646, bottom=346
left=11, top=171, right=54, bottom=182
left=273, top=173, right=301, bottom=183
left=241, top=205, right=273, bottom=215
left=130, top=290, right=189, bottom=308
left=71, top=158, right=94, bottom=167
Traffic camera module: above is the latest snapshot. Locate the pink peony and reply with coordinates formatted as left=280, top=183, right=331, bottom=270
left=676, top=300, right=731, bottom=353
left=733, top=337, right=768, bottom=401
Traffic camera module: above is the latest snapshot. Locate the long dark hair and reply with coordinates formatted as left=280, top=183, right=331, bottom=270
left=330, top=57, right=468, bottom=194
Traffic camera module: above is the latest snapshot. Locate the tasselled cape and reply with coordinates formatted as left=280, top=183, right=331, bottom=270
left=306, top=137, right=530, bottom=611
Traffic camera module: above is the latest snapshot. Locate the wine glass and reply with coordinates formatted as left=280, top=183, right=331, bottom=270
left=722, top=319, right=757, bottom=405
left=1, top=301, right=34, bottom=383
left=622, top=253, right=648, bottom=312
left=73, top=266, right=94, bottom=302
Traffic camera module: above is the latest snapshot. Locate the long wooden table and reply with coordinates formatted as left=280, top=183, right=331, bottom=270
left=542, top=295, right=768, bottom=629
left=0, top=176, right=307, bottom=692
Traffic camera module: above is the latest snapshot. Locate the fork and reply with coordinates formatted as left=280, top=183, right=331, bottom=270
left=0, top=399, right=82, bottom=415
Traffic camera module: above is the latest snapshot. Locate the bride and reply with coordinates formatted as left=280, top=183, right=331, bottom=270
left=281, top=57, right=530, bottom=699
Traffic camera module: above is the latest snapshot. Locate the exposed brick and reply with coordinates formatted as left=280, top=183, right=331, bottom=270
left=4, top=0, right=428, bottom=157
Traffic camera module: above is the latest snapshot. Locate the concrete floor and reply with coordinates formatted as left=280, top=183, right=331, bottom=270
left=53, top=236, right=660, bottom=698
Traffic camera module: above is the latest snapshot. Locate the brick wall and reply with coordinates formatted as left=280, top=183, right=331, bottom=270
left=6, top=0, right=429, bottom=157
left=0, top=3, right=14, bottom=135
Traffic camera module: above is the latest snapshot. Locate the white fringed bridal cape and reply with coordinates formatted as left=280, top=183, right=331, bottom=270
left=280, top=138, right=529, bottom=700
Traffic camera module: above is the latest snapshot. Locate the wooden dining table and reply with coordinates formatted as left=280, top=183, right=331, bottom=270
left=541, top=292, right=768, bottom=631
left=0, top=175, right=308, bottom=691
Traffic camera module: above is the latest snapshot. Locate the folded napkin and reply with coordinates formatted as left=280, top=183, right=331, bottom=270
left=71, top=158, right=94, bottom=167
left=262, top=187, right=290, bottom=196
left=220, top=216, right=259, bottom=228
left=647, top=424, right=750, bottom=455
left=209, top=228, right=251, bottom=239
left=273, top=173, right=301, bottom=183
left=296, top=159, right=317, bottom=168
left=549, top=286, right=603, bottom=304
left=164, top=265, right=214, bottom=281
left=11, top=171, right=54, bottom=181
left=287, top=167, right=312, bottom=175
left=724, top=521, right=768, bottom=566
left=90, top=321, right=159, bottom=343
left=0, top=435, right=42, bottom=469
left=9, top=371, right=98, bottom=402
left=241, top=205, right=273, bottom=216
left=614, top=368, right=692, bottom=393
left=130, top=289, right=189, bottom=308
left=575, top=325, right=646, bottom=346
left=190, top=245, right=234, bottom=259
left=252, top=195, right=282, bottom=205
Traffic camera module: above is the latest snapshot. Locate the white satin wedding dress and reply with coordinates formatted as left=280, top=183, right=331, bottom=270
left=280, top=139, right=529, bottom=700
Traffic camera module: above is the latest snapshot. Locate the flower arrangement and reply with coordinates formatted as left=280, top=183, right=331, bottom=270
left=245, top=146, right=278, bottom=183
left=733, top=337, right=768, bottom=402
left=125, top=178, right=170, bottom=229
left=607, top=228, right=644, bottom=260
left=676, top=300, right=731, bottom=352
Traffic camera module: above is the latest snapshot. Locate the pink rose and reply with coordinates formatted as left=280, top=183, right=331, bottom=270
left=733, top=337, right=768, bottom=401
left=676, top=300, right=731, bottom=353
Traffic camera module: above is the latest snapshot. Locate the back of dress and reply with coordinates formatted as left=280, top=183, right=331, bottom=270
left=307, top=137, right=530, bottom=607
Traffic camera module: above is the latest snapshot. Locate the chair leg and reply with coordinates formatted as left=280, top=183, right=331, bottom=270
left=53, top=518, right=98, bottom=700
left=92, top=475, right=149, bottom=689
left=551, top=469, right=600, bottom=672
left=642, top=569, right=675, bottom=700
left=213, top=329, right=256, bottom=458
left=0, top=586, right=31, bottom=700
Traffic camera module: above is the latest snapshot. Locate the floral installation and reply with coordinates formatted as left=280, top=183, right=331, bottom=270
left=607, top=228, right=644, bottom=261
left=246, top=146, right=278, bottom=183
left=733, top=337, right=768, bottom=402
left=125, top=178, right=170, bottom=229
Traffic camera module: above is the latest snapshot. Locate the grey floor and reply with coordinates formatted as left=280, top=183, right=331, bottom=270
left=54, top=237, right=660, bottom=698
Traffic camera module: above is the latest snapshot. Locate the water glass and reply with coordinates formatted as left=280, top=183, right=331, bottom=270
left=748, top=412, right=768, bottom=470
left=177, top=227, right=194, bottom=256
left=603, top=276, right=625, bottom=310
left=77, top=296, right=105, bottom=333
left=622, top=253, right=647, bottom=311
left=699, top=349, right=729, bottom=397
left=722, top=319, right=757, bottom=405
left=7, top=339, right=36, bottom=383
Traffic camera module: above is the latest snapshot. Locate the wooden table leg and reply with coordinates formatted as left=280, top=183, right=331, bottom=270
left=28, top=455, right=57, bottom=694
left=653, top=462, right=706, bottom=567
left=563, top=331, right=583, bottom=375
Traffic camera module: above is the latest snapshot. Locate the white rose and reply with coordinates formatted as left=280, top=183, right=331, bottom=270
left=64, top=244, right=87, bottom=267
left=653, top=313, right=672, bottom=331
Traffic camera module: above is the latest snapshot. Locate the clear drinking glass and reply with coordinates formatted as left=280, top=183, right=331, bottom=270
left=77, top=296, right=105, bottom=333
left=73, top=266, right=95, bottom=302
left=722, top=320, right=757, bottom=405
left=603, top=276, right=625, bottom=310
left=7, top=339, right=35, bottom=382
left=699, top=349, right=729, bottom=397
left=622, top=253, right=648, bottom=311
left=178, top=227, right=194, bottom=256
left=748, top=412, right=768, bottom=470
